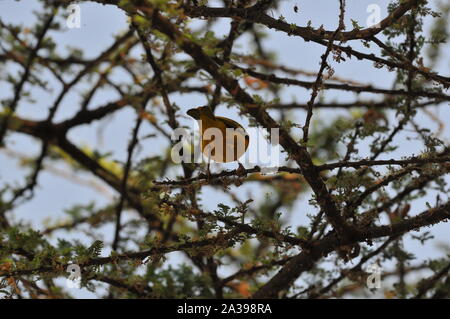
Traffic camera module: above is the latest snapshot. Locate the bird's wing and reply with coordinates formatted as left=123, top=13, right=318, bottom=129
left=215, top=116, right=245, bottom=130
left=216, top=116, right=249, bottom=142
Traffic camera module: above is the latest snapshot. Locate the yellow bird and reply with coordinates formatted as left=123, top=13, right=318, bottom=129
left=187, top=106, right=249, bottom=163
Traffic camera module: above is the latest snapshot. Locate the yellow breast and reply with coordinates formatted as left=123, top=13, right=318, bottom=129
left=199, top=115, right=249, bottom=163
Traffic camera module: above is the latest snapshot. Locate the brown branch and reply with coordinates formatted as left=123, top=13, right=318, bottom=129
left=183, top=0, right=420, bottom=41
left=231, top=65, right=450, bottom=100
left=414, top=261, right=450, bottom=298
left=0, top=12, right=56, bottom=145
left=0, top=229, right=248, bottom=278
left=303, top=0, right=346, bottom=143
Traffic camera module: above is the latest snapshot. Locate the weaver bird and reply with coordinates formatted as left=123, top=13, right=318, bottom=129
left=187, top=106, right=249, bottom=163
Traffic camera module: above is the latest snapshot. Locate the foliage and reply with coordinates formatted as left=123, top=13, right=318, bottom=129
left=0, top=0, right=449, bottom=299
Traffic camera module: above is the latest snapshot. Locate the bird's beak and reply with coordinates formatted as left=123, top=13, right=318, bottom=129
left=187, top=108, right=200, bottom=120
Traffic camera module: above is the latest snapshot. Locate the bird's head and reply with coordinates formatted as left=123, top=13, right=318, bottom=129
left=187, top=106, right=215, bottom=120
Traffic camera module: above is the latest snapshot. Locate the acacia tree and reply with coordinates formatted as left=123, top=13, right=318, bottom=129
left=0, top=0, right=449, bottom=299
